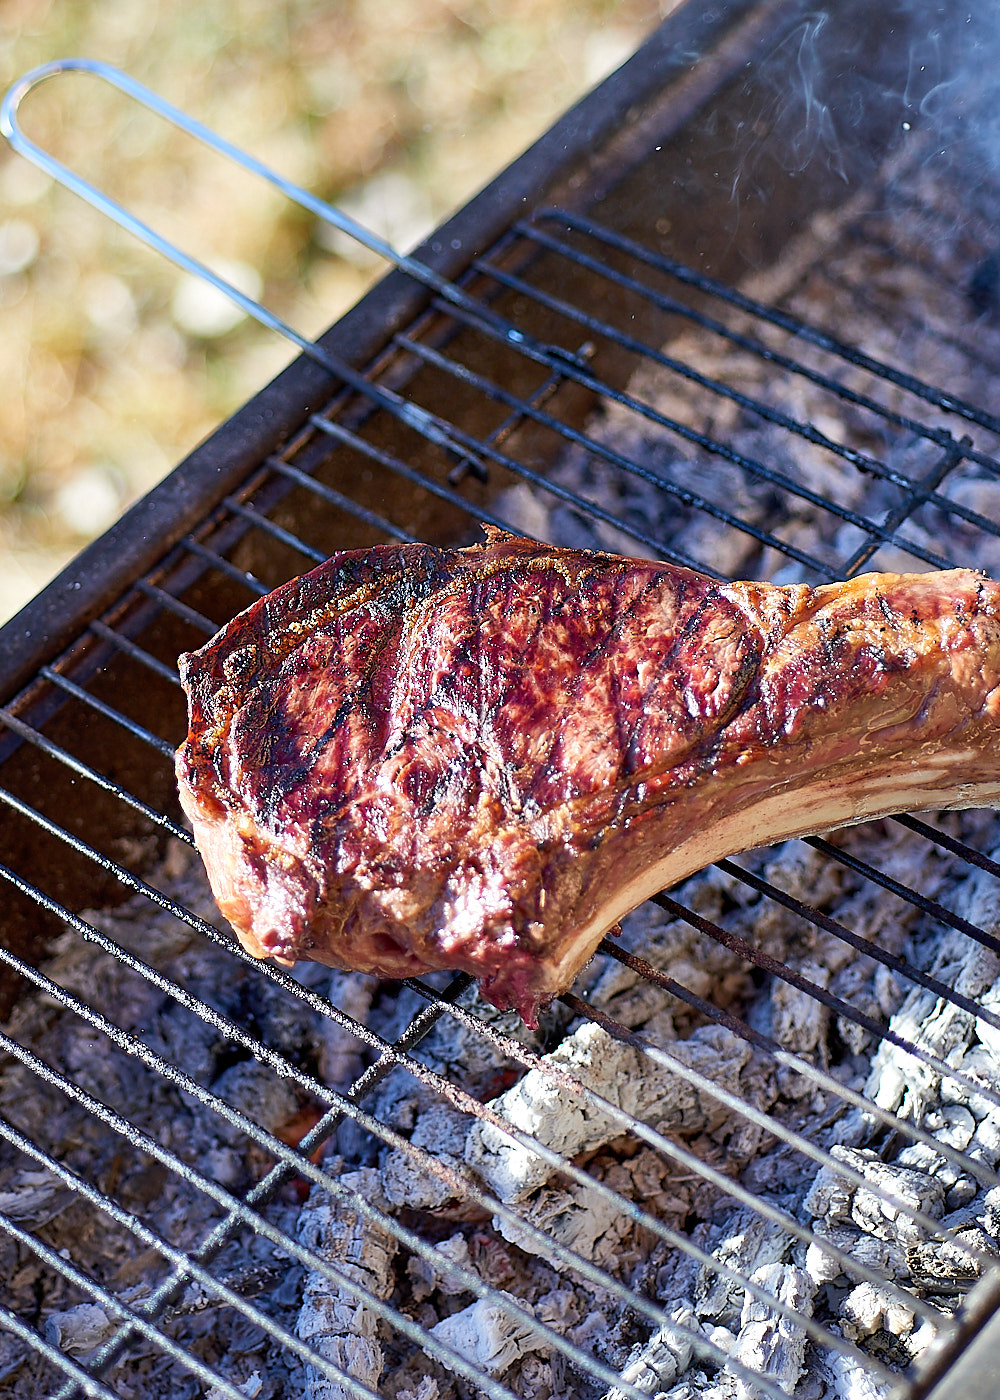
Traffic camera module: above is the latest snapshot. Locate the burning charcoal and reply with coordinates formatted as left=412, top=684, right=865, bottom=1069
left=396, top=1380, right=440, bottom=1400
left=931, top=1104, right=976, bottom=1151
left=466, top=1021, right=756, bottom=1204
left=769, top=962, right=830, bottom=1061
left=695, top=1211, right=791, bottom=1329
left=314, top=970, right=376, bottom=1163
left=295, top=1166, right=397, bottom=1400
left=415, top=988, right=563, bottom=1090
left=969, top=1110, right=1000, bottom=1172
left=0, top=1170, right=75, bottom=1228
left=656, top=1383, right=715, bottom=1400
left=381, top=1102, right=474, bottom=1211
left=317, top=972, right=373, bottom=1091
left=905, top=1227, right=991, bottom=1293
left=210, top=1060, right=302, bottom=1147
left=726, top=1263, right=815, bottom=1400
left=850, top=1158, right=945, bottom=1245
left=492, top=1173, right=634, bottom=1270
left=804, top=1145, right=945, bottom=1247
left=588, top=898, right=751, bottom=1041
left=205, top=1372, right=263, bottom=1400
left=896, top=1104, right=977, bottom=1204
left=602, top=1304, right=697, bottom=1399
left=804, top=1222, right=906, bottom=1290
left=839, top=1281, right=914, bottom=1342
left=861, top=866, right=1000, bottom=1126
left=364, top=989, right=556, bottom=1181
left=823, top=1349, right=895, bottom=1400
left=428, top=1292, right=546, bottom=1378
left=406, top=1233, right=472, bottom=1301
left=804, top=1222, right=857, bottom=1288
left=43, top=1302, right=118, bottom=1359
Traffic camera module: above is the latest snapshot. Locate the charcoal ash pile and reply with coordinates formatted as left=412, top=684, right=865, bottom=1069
left=6, top=803, right=1000, bottom=1399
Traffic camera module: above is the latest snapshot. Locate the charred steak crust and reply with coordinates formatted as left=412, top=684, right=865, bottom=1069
left=176, top=529, right=1000, bottom=1024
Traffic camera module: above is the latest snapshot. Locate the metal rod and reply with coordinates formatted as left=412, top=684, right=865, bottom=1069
left=803, top=836, right=1000, bottom=955
left=88, top=617, right=184, bottom=686
left=0, top=59, right=509, bottom=475
left=0, top=705, right=191, bottom=843
left=222, top=495, right=328, bottom=564
left=180, top=534, right=270, bottom=597
left=132, top=577, right=219, bottom=634
left=0, top=859, right=797, bottom=1393
left=264, top=456, right=417, bottom=543
left=0, top=969, right=752, bottom=1400
left=0, top=1114, right=397, bottom=1400
left=0, top=775, right=984, bottom=1300
left=596, top=938, right=1000, bottom=1193
left=892, top=814, right=1000, bottom=882
left=395, top=332, right=844, bottom=578
left=38, top=665, right=177, bottom=758
left=715, top=854, right=1000, bottom=1039
left=0, top=1210, right=256, bottom=1400
left=0, top=1302, right=121, bottom=1400
left=656, top=889, right=1000, bottom=1121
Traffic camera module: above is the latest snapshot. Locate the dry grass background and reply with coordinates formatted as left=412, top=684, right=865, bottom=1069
left=0, top=0, right=675, bottom=626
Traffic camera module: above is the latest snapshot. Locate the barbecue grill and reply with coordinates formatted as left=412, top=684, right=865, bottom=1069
left=3, top=1, right=1000, bottom=1396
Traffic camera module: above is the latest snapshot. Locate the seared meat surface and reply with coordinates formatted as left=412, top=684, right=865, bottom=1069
left=176, top=529, right=1000, bottom=1024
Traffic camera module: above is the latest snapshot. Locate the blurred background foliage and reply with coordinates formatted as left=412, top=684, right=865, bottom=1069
left=0, top=0, right=674, bottom=624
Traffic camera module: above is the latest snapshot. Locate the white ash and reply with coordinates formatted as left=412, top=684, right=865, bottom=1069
left=839, top=1283, right=915, bottom=1344
left=695, top=1211, right=792, bottom=1329
left=9, top=810, right=1000, bottom=1400
left=603, top=1304, right=697, bottom=1399
left=429, top=1291, right=547, bottom=1378
left=0, top=839, right=343, bottom=1400
left=43, top=1301, right=120, bottom=1360
left=726, top=1263, right=815, bottom=1400
left=382, top=1101, right=477, bottom=1211
left=821, top=1349, right=895, bottom=1400
left=802, top=1146, right=946, bottom=1248
left=407, top=1233, right=474, bottom=1300
left=465, top=1018, right=767, bottom=1204
left=206, top=1371, right=264, bottom=1400
left=296, top=1164, right=398, bottom=1400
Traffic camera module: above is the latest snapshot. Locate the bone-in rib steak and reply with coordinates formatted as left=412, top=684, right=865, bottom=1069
left=175, top=529, right=1000, bottom=1024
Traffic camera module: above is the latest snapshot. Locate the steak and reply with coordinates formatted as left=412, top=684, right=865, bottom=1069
left=175, top=529, right=1000, bottom=1025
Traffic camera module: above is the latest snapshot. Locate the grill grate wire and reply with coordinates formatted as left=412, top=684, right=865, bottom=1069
left=3, top=54, right=1000, bottom=1400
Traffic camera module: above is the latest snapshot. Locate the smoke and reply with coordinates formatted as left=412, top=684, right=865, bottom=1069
left=715, top=0, right=1000, bottom=223
left=781, top=13, right=848, bottom=183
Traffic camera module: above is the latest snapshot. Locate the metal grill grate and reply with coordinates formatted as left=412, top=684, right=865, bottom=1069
left=5, top=24, right=1000, bottom=1400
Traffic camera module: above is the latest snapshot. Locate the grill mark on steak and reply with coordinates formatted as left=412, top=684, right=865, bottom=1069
left=524, top=569, right=668, bottom=803
left=176, top=530, right=1000, bottom=1024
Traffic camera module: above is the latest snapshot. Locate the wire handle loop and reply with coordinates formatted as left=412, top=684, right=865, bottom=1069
left=0, top=58, right=520, bottom=451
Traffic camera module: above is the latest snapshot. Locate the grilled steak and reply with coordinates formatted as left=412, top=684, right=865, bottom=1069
left=176, top=529, right=1000, bottom=1024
